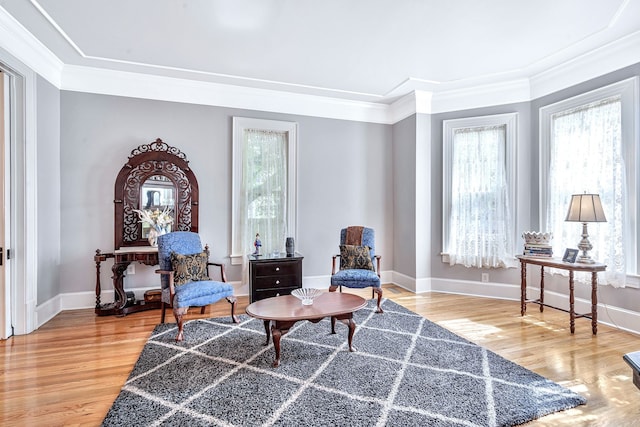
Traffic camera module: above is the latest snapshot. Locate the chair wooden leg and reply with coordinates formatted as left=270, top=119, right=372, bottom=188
left=160, top=302, right=166, bottom=323
left=329, top=285, right=339, bottom=293
left=173, top=306, right=189, bottom=341
left=227, top=296, right=239, bottom=323
left=199, top=306, right=206, bottom=315
left=373, top=287, right=383, bottom=313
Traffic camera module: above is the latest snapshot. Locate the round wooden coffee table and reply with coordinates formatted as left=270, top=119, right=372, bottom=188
left=246, top=292, right=367, bottom=367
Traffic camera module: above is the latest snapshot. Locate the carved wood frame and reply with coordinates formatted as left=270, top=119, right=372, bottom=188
left=114, top=138, right=199, bottom=248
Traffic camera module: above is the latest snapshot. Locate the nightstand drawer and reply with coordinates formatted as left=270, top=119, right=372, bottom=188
left=254, top=286, right=298, bottom=300
left=253, top=275, right=299, bottom=290
left=253, top=261, right=300, bottom=277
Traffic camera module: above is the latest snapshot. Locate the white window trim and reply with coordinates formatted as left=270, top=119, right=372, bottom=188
left=539, top=77, right=639, bottom=286
left=230, top=117, right=298, bottom=265
left=441, top=112, right=518, bottom=262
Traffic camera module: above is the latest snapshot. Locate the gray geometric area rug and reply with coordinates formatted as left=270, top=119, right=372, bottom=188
left=102, top=299, right=586, bottom=427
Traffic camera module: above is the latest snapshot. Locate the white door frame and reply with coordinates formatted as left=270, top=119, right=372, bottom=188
left=0, top=51, right=39, bottom=336
left=0, top=70, right=9, bottom=338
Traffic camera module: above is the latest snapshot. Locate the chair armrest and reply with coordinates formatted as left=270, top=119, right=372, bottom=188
left=331, top=254, right=340, bottom=275
left=207, top=261, right=227, bottom=282
left=155, top=269, right=176, bottom=300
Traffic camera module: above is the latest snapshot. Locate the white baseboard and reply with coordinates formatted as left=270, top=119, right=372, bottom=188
left=431, top=277, right=520, bottom=300
left=36, top=272, right=640, bottom=336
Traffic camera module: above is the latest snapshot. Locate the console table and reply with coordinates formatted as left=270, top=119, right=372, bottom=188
left=248, top=253, right=303, bottom=303
left=94, top=246, right=161, bottom=316
left=517, top=255, right=606, bottom=334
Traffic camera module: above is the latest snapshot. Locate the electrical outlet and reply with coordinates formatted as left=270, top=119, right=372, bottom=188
left=481, top=273, right=489, bottom=282
left=126, top=264, right=135, bottom=275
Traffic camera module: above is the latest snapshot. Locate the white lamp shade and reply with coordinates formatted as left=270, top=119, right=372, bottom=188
left=565, top=193, right=607, bottom=223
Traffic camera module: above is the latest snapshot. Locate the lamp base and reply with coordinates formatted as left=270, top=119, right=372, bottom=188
left=576, top=255, right=596, bottom=264
left=576, top=222, right=596, bottom=264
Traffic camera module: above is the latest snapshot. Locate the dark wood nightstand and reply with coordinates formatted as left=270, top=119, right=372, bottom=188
left=248, top=253, right=303, bottom=302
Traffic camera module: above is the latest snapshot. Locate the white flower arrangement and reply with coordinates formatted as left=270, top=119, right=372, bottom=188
left=133, top=207, right=174, bottom=232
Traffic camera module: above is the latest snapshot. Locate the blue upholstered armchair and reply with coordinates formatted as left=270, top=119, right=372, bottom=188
left=157, top=231, right=238, bottom=341
left=329, top=226, right=383, bottom=313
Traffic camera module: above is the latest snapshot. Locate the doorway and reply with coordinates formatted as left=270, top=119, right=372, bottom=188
left=0, top=51, right=42, bottom=337
left=0, top=69, right=10, bottom=338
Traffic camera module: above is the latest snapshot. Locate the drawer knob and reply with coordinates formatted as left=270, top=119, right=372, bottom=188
left=275, top=280, right=280, bottom=285
left=275, top=267, right=280, bottom=271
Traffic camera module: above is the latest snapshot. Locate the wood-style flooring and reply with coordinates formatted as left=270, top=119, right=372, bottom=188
left=1, top=285, right=639, bottom=426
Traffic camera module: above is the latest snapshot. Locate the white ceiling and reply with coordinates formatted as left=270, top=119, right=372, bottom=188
left=2, top=0, right=640, bottom=106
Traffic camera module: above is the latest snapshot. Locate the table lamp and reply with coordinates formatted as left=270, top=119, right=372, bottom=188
left=565, top=193, right=606, bottom=264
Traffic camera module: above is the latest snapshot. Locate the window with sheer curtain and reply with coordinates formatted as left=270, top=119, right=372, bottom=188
left=540, top=78, right=638, bottom=287
left=443, top=113, right=517, bottom=269
left=231, top=118, right=297, bottom=266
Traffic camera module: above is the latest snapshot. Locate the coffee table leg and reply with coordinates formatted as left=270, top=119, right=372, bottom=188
left=270, top=320, right=296, bottom=368
left=346, top=318, right=356, bottom=352
left=334, top=314, right=357, bottom=352
left=271, top=326, right=282, bottom=367
left=262, top=320, right=271, bottom=346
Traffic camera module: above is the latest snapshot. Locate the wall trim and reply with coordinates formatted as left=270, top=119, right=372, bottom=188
left=3, top=5, right=640, bottom=124
left=0, top=6, right=62, bottom=86
left=44, top=274, right=640, bottom=336
left=62, top=65, right=392, bottom=124
left=530, top=30, right=640, bottom=100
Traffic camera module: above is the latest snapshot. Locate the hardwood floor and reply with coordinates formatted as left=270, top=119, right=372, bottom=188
left=1, top=285, right=639, bottom=426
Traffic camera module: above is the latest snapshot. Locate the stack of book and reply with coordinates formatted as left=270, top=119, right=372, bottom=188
left=523, top=243, right=553, bottom=257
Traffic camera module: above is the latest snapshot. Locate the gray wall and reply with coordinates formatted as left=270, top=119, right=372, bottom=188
left=392, top=115, right=417, bottom=278
left=59, top=92, right=393, bottom=294
left=42, top=59, right=640, bottom=317
left=36, top=75, right=60, bottom=304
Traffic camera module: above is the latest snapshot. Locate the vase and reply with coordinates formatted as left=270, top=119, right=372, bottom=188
left=286, top=237, right=295, bottom=256
left=147, top=228, right=159, bottom=247
left=147, top=227, right=167, bottom=247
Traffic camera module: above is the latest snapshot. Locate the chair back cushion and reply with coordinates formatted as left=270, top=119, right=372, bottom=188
left=170, top=251, right=210, bottom=286
left=158, top=231, right=203, bottom=289
left=339, top=244, right=374, bottom=270
left=340, top=227, right=376, bottom=259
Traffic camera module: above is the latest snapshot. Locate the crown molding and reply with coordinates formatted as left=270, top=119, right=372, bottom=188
left=431, top=79, right=532, bottom=114
left=61, top=65, right=392, bottom=123
left=0, top=6, right=62, bottom=86
left=3, top=4, right=640, bottom=124
left=530, top=30, right=640, bottom=99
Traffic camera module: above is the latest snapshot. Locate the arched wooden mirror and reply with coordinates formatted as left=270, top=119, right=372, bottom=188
left=114, top=138, right=199, bottom=249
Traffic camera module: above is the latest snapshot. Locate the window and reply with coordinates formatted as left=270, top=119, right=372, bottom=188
left=442, top=113, right=517, bottom=268
left=231, top=117, right=297, bottom=265
left=540, top=77, right=639, bottom=287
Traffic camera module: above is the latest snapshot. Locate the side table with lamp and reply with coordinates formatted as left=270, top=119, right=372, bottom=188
left=518, top=193, right=607, bottom=334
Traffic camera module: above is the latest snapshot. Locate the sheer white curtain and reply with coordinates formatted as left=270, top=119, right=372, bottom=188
left=448, top=125, right=514, bottom=268
left=240, top=129, right=288, bottom=261
left=546, top=97, right=626, bottom=287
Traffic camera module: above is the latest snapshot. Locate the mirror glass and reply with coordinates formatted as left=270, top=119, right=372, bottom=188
left=140, top=175, right=175, bottom=237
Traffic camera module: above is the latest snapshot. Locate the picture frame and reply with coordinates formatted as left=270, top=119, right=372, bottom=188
left=562, top=248, right=578, bottom=263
